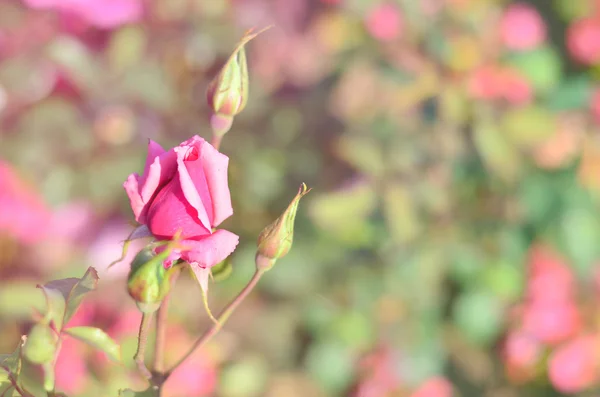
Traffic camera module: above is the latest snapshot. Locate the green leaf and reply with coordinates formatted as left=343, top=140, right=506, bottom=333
left=473, top=119, right=522, bottom=181
left=0, top=367, right=15, bottom=397
left=1, top=339, right=24, bottom=376
left=508, top=46, right=561, bottom=95
left=39, top=267, right=99, bottom=331
left=453, top=290, right=503, bottom=346
left=64, top=327, right=121, bottom=363
left=19, top=359, right=50, bottom=397
left=503, top=106, right=556, bottom=149
left=546, top=76, right=593, bottom=111
left=22, top=324, right=58, bottom=365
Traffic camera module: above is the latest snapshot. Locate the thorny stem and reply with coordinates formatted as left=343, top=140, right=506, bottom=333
left=134, top=312, right=153, bottom=381
left=164, top=268, right=265, bottom=378
left=153, top=269, right=181, bottom=374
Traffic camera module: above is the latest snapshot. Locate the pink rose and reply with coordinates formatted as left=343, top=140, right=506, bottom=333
left=124, top=136, right=239, bottom=291
left=499, top=3, right=546, bottom=51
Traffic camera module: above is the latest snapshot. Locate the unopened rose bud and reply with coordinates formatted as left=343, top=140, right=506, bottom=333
left=256, top=183, right=311, bottom=270
left=127, top=247, right=179, bottom=313
left=206, top=26, right=271, bottom=137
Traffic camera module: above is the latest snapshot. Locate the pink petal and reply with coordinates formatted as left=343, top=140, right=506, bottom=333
left=174, top=145, right=212, bottom=231
left=183, top=143, right=215, bottom=225
left=146, top=177, right=211, bottom=239
left=138, top=140, right=176, bottom=206
left=123, top=173, right=144, bottom=222
left=181, top=229, right=239, bottom=269
left=200, top=140, right=233, bottom=226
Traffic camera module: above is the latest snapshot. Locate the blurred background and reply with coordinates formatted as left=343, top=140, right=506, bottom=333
left=1, top=0, right=600, bottom=396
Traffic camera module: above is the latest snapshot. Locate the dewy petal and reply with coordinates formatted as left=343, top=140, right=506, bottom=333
left=124, top=173, right=145, bottom=222
left=138, top=140, right=177, bottom=206
left=174, top=146, right=212, bottom=231
left=201, top=141, right=233, bottom=226
left=180, top=229, right=239, bottom=269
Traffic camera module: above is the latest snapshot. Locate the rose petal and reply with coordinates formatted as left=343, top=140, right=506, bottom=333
left=174, top=146, right=212, bottom=231
left=183, top=143, right=215, bottom=225
left=123, top=173, right=144, bottom=222
left=181, top=229, right=239, bottom=269
left=138, top=140, right=177, bottom=208
left=146, top=177, right=211, bottom=239
left=200, top=140, right=233, bottom=226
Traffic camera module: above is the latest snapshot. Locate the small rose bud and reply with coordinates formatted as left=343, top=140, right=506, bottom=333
left=127, top=246, right=180, bottom=313
left=206, top=26, right=271, bottom=137
left=256, top=183, right=311, bottom=270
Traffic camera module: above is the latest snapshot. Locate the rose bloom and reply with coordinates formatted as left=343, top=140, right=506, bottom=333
left=499, top=3, right=546, bottom=51
left=124, top=136, right=239, bottom=291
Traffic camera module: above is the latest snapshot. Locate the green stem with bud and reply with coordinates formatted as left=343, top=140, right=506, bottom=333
left=165, top=268, right=266, bottom=378
left=153, top=269, right=181, bottom=374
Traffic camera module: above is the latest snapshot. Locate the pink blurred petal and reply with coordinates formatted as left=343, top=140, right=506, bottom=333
left=499, top=3, right=546, bottom=51
left=55, top=337, right=88, bottom=395
left=567, top=18, right=600, bottom=65
left=410, top=377, right=453, bottom=397
left=200, top=139, right=233, bottom=227
left=123, top=173, right=144, bottom=222
left=549, top=335, right=600, bottom=393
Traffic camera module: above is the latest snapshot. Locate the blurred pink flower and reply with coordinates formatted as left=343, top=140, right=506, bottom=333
left=499, top=68, right=533, bottom=105
left=0, top=161, right=52, bottom=244
left=527, top=245, right=575, bottom=303
left=499, top=3, right=546, bottom=51
left=22, top=0, right=142, bottom=29
left=162, top=326, right=218, bottom=397
left=86, top=218, right=147, bottom=280
left=591, top=88, right=600, bottom=124
left=55, top=337, right=88, bottom=395
left=163, top=351, right=218, bottom=397
left=522, top=301, right=581, bottom=345
left=409, top=377, right=453, bottom=397
left=567, top=18, right=600, bottom=65
left=549, top=335, right=600, bottom=393
left=365, top=3, right=403, bottom=42
left=503, top=330, right=541, bottom=383
left=467, top=65, right=532, bottom=104
left=354, top=347, right=400, bottom=397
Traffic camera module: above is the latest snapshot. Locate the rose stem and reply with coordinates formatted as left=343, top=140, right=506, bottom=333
left=164, top=268, right=265, bottom=378
left=134, top=312, right=153, bottom=381
left=211, top=135, right=222, bottom=151
left=153, top=269, right=181, bottom=374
